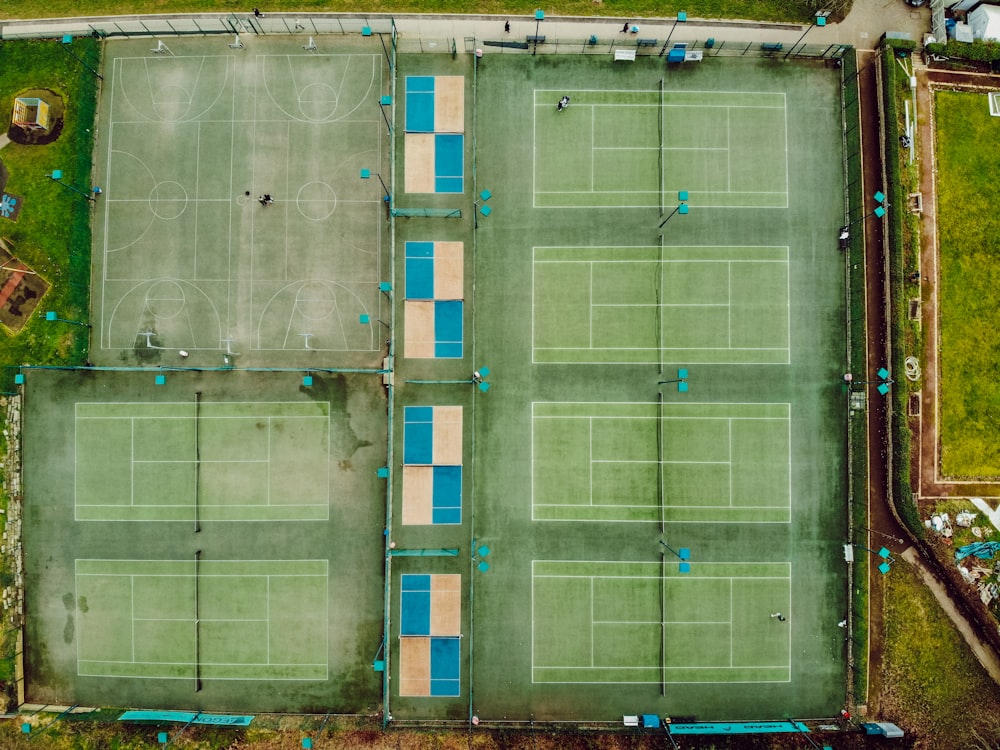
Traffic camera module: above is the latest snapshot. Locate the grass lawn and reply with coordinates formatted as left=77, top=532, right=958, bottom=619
left=5, top=0, right=819, bottom=24
left=882, top=559, right=1000, bottom=747
left=0, top=38, right=99, bottom=384
left=934, top=90, right=1000, bottom=478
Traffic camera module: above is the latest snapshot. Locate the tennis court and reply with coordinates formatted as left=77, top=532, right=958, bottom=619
left=533, top=88, right=788, bottom=209
left=92, top=36, right=390, bottom=368
left=532, top=401, right=790, bottom=523
left=75, top=400, right=331, bottom=522
left=532, top=245, right=790, bottom=364
left=532, top=560, right=790, bottom=684
left=450, top=53, right=849, bottom=722
left=76, top=559, right=328, bottom=680
left=22, top=368, right=386, bottom=712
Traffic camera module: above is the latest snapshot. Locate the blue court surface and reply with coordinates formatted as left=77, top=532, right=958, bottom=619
left=434, top=301, right=463, bottom=358
left=401, top=574, right=432, bottom=635
left=429, top=465, right=462, bottom=524
left=406, top=242, right=435, bottom=300
left=429, top=637, right=460, bottom=696
left=434, top=134, right=464, bottom=193
left=404, top=406, right=434, bottom=464
left=405, top=75, right=435, bottom=132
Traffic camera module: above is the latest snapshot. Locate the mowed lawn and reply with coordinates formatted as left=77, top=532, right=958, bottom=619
left=935, top=90, right=1000, bottom=478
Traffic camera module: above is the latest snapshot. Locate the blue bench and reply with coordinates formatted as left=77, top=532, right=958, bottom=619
left=636, top=38, right=657, bottom=47
left=761, top=42, right=783, bottom=52
left=527, top=35, right=546, bottom=43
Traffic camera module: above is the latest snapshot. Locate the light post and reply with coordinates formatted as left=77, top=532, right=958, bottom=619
left=659, top=11, right=687, bottom=56
left=47, top=170, right=99, bottom=202
left=659, top=199, right=689, bottom=229
left=360, top=169, right=390, bottom=203
left=60, top=34, right=103, bottom=80
left=784, top=14, right=826, bottom=60
left=533, top=9, right=544, bottom=56
left=45, top=310, right=91, bottom=328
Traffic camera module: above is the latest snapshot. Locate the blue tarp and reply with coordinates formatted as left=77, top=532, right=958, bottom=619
left=118, top=711, right=253, bottom=726
left=955, top=541, right=1000, bottom=561
left=669, top=721, right=809, bottom=735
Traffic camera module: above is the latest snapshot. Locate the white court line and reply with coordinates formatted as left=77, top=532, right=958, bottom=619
left=728, top=418, right=734, bottom=507
left=267, top=416, right=272, bottom=507
left=729, top=579, right=734, bottom=666
left=728, top=261, right=733, bottom=348
left=588, top=417, right=594, bottom=507
left=726, top=106, right=732, bottom=192
left=130, top=417, right=136, bottom=508
left=590, top=577, right=595, bottom=667
left=588, top=262, right=594, bottom=349
left=592, top=303, right=730, bottom=308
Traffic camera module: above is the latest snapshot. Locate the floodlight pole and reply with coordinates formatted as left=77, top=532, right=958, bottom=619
left=533, top=9, right=544, bottom=56
left=659, top=11, right=687, bottom=56
left=60, top=34, right=103, bottom=80
left=784, top=16, right=824, bottom=60
left=658, top=203, right=688, bottom=229
left=45, top=311, right=91, bottom=328
left=658, top=378, right=686, bottom=385
left=47, top=170, right=96, bottom=202
left=857, top=525, right=905, bottom=545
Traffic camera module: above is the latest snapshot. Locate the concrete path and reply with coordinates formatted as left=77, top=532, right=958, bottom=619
left=388, top=0, right=930, bottom=53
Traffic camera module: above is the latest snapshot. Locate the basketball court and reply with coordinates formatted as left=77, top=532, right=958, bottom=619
left=91, top=36, right=390, bottom=369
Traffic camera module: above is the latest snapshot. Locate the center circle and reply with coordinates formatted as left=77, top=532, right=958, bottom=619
left=149, top=181, right=188, bottom=220
left=296, top=182, right=337, bottom=221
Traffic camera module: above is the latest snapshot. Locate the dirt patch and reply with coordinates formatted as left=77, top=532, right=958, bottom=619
left=6, top=88, right=65, bottom=147
left=0, top=239, right=48, bottom=334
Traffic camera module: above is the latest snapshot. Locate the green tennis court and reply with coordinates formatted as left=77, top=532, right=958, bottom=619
left=532, top=560, right=790, bottom=684
left=533, top=88, right=788, bottom=209
left=532, top=402, right=790, bottom=523
left=92, top=36, right=390, bottom=369
left=75, top=400, right=331, bottom=521
left=76, top=559, right=328, bottom=680
left=532, top=245, right=789, bottom=364
left=22, top=368, right=386, bottom=712
left=454, top=52, right=849, bottom=722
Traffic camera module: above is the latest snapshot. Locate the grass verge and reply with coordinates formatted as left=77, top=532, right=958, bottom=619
left=882, top=559, right=1000, bottom=747
left=0, top=38, right=99, bottom=385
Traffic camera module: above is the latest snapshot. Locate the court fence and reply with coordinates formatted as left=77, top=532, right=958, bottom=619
left=0, top=13, right=850, bottom=64
left=839, top=47, right=868, bottom=707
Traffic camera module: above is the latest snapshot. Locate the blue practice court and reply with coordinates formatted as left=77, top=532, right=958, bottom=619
left=398, top=574, right=462, bottom=697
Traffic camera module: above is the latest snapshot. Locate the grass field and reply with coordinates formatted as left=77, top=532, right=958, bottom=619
left=387, top=51, right=849, bottom=722
left=933, top=90, right=1000, bottom=478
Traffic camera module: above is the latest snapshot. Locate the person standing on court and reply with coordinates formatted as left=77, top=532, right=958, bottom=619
left=557, top=95, right=570, bottom=112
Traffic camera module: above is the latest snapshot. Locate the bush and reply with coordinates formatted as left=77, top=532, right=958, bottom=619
left=926, top=39, right=1000, bottom=62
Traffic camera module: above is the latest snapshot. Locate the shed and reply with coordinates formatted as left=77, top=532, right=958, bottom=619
left=969, top=3, right=1000, bottom=41
left=12, top=97, right=49, bottom=132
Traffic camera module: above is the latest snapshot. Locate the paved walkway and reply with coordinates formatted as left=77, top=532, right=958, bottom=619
left=387, top=1, right=930, bottom=53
